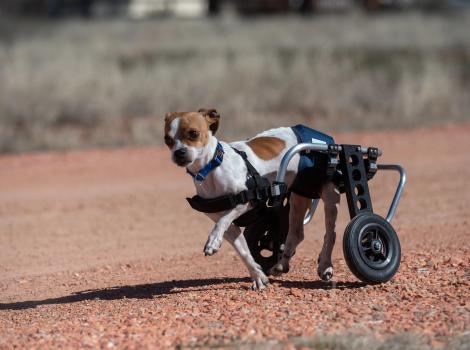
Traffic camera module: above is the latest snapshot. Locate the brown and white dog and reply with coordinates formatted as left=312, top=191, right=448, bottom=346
left=164, top=109, right=340, bottom=290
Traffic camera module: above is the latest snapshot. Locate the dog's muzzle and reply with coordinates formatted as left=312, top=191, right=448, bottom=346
left=173, top=148, right=190, bottom=166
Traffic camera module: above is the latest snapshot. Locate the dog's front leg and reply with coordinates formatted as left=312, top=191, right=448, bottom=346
left=204, top=204, right=249, bottom=256
left=224, top=225, right=269, bottom=290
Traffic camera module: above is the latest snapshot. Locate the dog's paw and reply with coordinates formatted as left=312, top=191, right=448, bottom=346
left=203, top=244, right=218, bottom=256
left=318, top=266, right=333, bottom=281
left=269, top=262, right=289, bottom=276
left=204, top=247, right=216, bottom=256
left=251, top=274, right=270, bottom=291
left=203, top=237, right=222, bottom=256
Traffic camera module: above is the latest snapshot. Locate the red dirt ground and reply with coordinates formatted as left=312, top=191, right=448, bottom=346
left=0, top=124, right=469, bottom=349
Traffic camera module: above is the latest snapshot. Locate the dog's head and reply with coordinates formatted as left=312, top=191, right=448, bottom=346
left=163, top=108, right=220, bottom=167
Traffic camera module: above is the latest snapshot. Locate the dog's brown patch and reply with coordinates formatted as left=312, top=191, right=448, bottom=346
left=178, top=113, right=210, bottom=147
left=247, top=137, right=286, bottom=160
left=164, top=111, right=217, bottom=148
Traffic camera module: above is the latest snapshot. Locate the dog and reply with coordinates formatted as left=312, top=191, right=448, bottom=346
left=164, top=109, right=340, bottom=290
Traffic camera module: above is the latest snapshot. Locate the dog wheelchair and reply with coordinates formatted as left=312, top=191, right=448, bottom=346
left=243, top=142, right=406, bottom=283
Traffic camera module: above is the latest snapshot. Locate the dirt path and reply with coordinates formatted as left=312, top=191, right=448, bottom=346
left=0, top=124, right=469, bottom=348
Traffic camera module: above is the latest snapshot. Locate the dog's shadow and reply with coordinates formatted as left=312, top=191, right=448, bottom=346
left=0, top=277, right=366, bottom=311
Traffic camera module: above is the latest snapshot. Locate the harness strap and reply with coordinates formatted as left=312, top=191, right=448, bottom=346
left=231, top=147, right=269, bottom=200
left=186, top=147, right=273, bottom=214
left=186, top=190, right=253, bottom=213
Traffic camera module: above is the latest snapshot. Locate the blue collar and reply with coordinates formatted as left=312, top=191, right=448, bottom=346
left=186, top=142, right=224, bottom=182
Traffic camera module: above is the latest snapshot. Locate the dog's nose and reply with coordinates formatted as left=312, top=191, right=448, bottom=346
left=174, top=148, right=187, bottom=158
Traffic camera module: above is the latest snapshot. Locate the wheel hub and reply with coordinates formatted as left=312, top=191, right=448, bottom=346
left=371, top=239, right=382, bottom=253
left=359, top=226, right=390, bottom=267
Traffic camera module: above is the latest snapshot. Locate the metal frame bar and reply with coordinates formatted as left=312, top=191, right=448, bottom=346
left=376, top=164, right=407, bottom=223
left=339, top=144, right=374, bottom=218
left=303, top=198, right=319, bottom=225
left=276, top=143, right=379, bottom=183
left=276, top=143, right=406, bottom=225
left=277, top=143, right=331, bottom=183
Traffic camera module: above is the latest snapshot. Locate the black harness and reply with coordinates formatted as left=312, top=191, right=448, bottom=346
left=186, top=148, right=287, bottom=227
left=186, top=124, right=338, bottom=227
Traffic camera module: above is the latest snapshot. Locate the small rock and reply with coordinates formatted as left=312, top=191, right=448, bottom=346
left=290, top=289, right=303, bottom=298
left=372, top=304, right=384, bottom=312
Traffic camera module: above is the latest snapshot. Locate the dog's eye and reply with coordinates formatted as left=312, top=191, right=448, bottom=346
left=188, top=129, right=199, bottom=140
left=164, top=135, right=174, bottom=147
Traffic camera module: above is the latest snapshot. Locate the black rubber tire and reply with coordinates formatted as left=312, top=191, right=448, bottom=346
left=343, top=213, right=401, bottom=283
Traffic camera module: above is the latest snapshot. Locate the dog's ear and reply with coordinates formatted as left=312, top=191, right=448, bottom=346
left=164, top=112, right=173, bottom=123
left=199, top=108, right=220, bottom=135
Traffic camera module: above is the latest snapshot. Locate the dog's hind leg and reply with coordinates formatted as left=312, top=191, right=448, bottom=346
left=317, top=182, right=340, bottom=281
left=224, top=225, right=270, bottom=291
left=269, top=192, right=310, bottom=276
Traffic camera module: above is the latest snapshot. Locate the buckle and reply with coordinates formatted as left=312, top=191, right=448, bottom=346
left=271, top=182, right=287, bottom=197
left=195, top=173, right=205, bottom=182
left=267, top=182, right=288, bottom=208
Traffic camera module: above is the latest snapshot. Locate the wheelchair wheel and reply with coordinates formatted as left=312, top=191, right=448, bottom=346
left=343, top=213, right=401, bottom=283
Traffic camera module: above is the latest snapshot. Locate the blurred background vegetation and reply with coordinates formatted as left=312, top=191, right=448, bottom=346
left=0, top=0, right=469, bottom=153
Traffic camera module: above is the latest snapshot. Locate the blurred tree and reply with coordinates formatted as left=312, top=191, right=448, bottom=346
left=47, top=0, right=94, bottom=17
left=0, top=0, right=95, bottom=17
left=208, top=0, right=221, bottom=14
